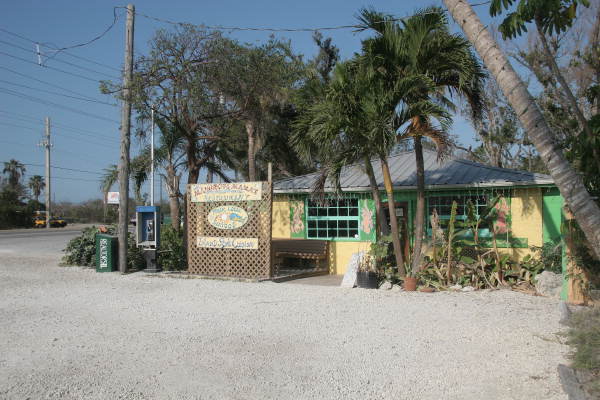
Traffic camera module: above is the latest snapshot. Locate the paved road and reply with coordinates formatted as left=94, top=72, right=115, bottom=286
left=0, top=225, right=90, bottom=257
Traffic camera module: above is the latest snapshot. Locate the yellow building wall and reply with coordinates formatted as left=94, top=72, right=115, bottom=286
left=328, top=241, right=372, bottom=275
left=501, top=187, right=543, bottom=260
left=272, top=197, right=291, bottom=239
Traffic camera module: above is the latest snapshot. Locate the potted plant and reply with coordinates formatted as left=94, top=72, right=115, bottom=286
left=402, top=262, right=418, bottom=291
left=356, top=256, right=379, bottom=289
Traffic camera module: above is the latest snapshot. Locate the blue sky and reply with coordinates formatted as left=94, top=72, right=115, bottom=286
left=1, top=0, right=497, bottom=203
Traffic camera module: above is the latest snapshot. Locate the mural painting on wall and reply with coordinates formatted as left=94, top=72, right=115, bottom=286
left=361, top=201, right=373, bottom=234
left=493, top=196, right=510, bottom=235
left=291, top=201, right=304, bottom=235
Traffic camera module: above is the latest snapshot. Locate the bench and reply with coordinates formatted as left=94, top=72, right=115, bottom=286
left=272, top=239, right=329, bottom=270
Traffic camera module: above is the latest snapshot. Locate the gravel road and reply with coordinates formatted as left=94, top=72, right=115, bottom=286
left=0, top=231, right=568, bottom=399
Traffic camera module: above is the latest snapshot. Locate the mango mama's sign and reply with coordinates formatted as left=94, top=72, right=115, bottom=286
left=190, top=182, right=262, bottom=202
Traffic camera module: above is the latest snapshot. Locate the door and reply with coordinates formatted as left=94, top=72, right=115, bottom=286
left=383, top=201, right=410, bottom=261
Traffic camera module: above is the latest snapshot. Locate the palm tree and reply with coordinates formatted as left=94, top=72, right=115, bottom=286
left=358, top=7, right=486, bottom=274
left=3, top=159, right=26, bottom=188
left=28, top=175, right=45, bottom=202
left=292, top=60, right=392, bottom=238
left=443, top=0, right=600, bottom=259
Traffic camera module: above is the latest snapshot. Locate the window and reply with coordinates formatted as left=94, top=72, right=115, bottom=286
left=427, top=192, right=504, bottom=237
left=306, top=198, right=360, bottom=239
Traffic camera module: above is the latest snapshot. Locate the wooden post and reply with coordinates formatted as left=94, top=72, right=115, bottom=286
left=118, top=4, right=135, bottom=274
left=44, top=117, right=51, bottom=228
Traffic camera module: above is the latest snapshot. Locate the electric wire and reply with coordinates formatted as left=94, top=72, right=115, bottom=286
left=0, top=79, right=118, bottom=107
left=0, top=111, right=120, bottom=141
left=0, top=39, right=120, bottom=80
left=0, top=120, right=120, bottom=148
left=0, top=50, right=105, bottom=83
left=0, top=66, right=114, bottom=104
left=0, top=8, right=123, bottom=71
left=4, top=161, right=104, bottom=176
left=0, top=87, right=120, bottom=124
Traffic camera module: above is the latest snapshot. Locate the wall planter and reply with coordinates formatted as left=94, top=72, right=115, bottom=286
left=403, top=276, right=418, bottom=291
left=356, top=271, right=378, bottom=289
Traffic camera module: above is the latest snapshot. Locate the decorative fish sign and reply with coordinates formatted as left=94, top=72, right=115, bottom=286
left=207, top=206, right=249, bottom=230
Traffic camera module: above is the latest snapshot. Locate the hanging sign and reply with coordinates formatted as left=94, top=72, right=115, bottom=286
left=207, top=206, right=249, bottom=230
left=190, top=182, right=262, bottom=203
left=196, top=236, right=259, bottom=249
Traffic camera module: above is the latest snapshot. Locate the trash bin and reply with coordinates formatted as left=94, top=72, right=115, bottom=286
left=95, top=234, right=118, bottom=272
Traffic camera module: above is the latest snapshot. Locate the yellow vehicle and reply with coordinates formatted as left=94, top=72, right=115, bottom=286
left=33, top=216, right=46, bottom=228
left=49, top=217, right=67, bottom=228
left=33, top=216, right=67, bottom=228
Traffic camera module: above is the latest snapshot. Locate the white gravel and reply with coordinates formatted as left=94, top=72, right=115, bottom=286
left=0, top=233, right=568, bottom=399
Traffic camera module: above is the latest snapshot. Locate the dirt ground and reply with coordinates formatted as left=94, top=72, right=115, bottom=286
left=0, top=230, right=568, bottom=399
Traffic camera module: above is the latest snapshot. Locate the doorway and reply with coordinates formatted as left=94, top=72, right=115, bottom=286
left=383, top=201, right=410, bottom=261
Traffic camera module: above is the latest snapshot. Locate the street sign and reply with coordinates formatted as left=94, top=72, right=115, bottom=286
left=107, top=192, right=119, bottom=204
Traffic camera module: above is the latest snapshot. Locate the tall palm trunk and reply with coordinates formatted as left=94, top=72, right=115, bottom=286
left=380, top=156, right=405, bottom=275
left=364, top=155, right=389, bottom=236
left=165, top=165, right=181, bottom=231
left=444, top=0, right=600, bottom=259
left=411, top=136, right=426, bottom=273
left=246, top=120, right=256, bottom=181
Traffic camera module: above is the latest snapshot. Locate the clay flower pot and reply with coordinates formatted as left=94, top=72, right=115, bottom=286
left=403, top=276, right=418, bottom=291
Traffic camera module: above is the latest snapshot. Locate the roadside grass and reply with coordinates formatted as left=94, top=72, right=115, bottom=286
left=566, top=306, right=600, bottom=396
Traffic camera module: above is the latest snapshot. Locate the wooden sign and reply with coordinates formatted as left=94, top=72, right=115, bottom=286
left=190, top=182, right=262, bottom=203
left=196, top=236, right=258, bottom=249
left=207, top=206, right=249, bottom=230
left=341, top=251, right=365, bottom=288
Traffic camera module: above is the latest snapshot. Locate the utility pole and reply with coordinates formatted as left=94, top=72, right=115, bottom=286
left=150, top=107, right=154, bottom=206
left=118, top=3, right=135, bottom=274
left=43, top=117, right=51, bottom=228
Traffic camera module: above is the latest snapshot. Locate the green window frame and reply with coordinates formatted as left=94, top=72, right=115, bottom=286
left=426, top=190, right=511, bottom=239
left=306, top=198, right=360, bottom=240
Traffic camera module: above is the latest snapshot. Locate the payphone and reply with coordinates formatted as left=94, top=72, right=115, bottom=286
left=135, top=206, right=161, bottom=272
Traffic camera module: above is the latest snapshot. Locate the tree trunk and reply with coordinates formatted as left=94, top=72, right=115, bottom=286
left=246, top=120, right=256, bottom=181
left=380, top=156, right=405, bottom=275
left=411, top=136, right=426, bottom=274
left=444, top=0, right=600, bottom=260
left=364, top=155, right=389, bottom=236
left=169, top=195, right=179, bottom=230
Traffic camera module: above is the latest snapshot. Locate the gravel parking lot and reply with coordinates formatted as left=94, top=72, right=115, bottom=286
left=0, top=230, right=568, bottom=399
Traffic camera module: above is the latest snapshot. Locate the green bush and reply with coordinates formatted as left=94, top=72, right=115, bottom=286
left=62, top=225, right=145, bottom=270
left=158, top=225, right=186, bottom=271
left=566, top=307, right=600, bottom=395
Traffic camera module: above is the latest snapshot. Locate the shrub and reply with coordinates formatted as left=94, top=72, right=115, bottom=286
left=158, top=225, right=186, bottom=271
left=566, top=307, right=600, bottom=395
left=62, top=225, right=145, bottom=270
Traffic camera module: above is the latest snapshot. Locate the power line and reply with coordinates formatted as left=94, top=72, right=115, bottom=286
left=22, top=172, right=99, bottom=182
left=0, top=9, right=123, bottom=71
left=0, top=79, right=118, bottom=107
left=0, top=120, right=120, bottom=148
left=0, top=66, right=114, bottom=103
left=134, top=10, right=367, bottom=32
left=0, top=111, right=121, bottom=143
left=0, top=87, right=120, bottom=123
left=0, top=39, right=120, bottom=80
left=0, top=50, right=105, bottom=83
left=4, top=161, right=104, bottom=176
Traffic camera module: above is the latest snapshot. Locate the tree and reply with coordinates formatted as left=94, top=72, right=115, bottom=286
left=102, top=26, right=227, bottom=185
left=292, top=60, right=393, bottom=238
left=444, top=0, right=600, bottom=259
left=3, top=159, right=26, bottom=188
left=28, top=175, right=45, bottom=202
left=358, top=7, right=485, bottom=275
left=210, top=37, right=305, bottom=181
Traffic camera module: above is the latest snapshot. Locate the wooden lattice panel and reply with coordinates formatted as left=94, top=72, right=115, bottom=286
left=187, top=182, right=272, bottom=279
